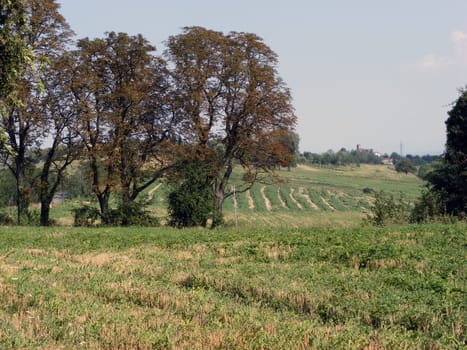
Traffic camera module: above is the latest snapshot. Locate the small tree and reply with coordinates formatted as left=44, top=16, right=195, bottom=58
left=366, top=191, right=411, bottom=226
left=167, top=160, right=214, bottom=228
left=395, top=158, right=416, bottom=174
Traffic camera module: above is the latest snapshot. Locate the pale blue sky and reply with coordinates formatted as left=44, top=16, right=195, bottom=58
left=57, top=0, right=467, bottom=155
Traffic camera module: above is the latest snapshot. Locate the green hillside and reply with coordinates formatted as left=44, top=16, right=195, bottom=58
left=107, top=164, right=423, bottom=228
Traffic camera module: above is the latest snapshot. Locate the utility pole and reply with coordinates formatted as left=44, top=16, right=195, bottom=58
left=231, top=184, right=238, bottom=227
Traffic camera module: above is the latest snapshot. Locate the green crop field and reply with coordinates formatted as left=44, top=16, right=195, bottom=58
left=0, top=224, right=465, bottom=349
left=1, top=165, right=465, bottom=349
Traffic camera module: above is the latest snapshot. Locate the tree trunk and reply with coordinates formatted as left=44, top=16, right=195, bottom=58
left=97, top=194, right=110, bottom=224
left=89, top=155, right=111, bottom=224
left=211, top=184, right=225, bottom=228
left=15, top=157, right=29, bottom=225
left=40, top=197, right=52, bottom=226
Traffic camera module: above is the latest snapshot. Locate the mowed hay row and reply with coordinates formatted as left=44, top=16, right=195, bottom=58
left=234, top=189, right=251, bottom=212
left=323, top=190, right=349, bottom=211
left=337, top=192, right=371, bottom=212
left=278, top=186, right=300, bottom=210
left=307, top=189, right=332, bottom=211
left=249, top=186, right=267, bottom=212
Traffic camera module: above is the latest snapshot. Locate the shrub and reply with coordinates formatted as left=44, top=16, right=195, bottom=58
left=410, top=190, right=449, bottom=223
left=168, top=183, right=213, bottom=228
left=167, top=160, right=214, bottom=228
left=365, top=191, right=411, bottom=226
left=0, top=211, right=14, bottom=225
left=109, top=201, right=159, bottom=227
left=395, top=159, right=416, bottom=174
left=72, top=205, right=100, bottom=227
left=72, top=201, right=159, bottom=227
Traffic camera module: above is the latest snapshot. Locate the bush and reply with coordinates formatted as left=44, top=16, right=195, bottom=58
left=362, top=187, right=374, bottom=194
left=410, top=190, right=449, bottom=223
left=168, top=183, right=213, bottom=228
left=72, top=205, right=100, bottom=227
left=167, top=160, right=214, bottom=228
left=0, top=211, right=14, bottom=225
left=365, top=191, right=411, bottom=226
left=109, top=201, right=159, bottom=227
left=395, top=159, right=416, bottom=174
left=72, top=201, right=159, bottom=227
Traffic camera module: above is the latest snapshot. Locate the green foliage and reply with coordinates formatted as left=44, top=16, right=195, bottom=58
left=410, top=189, right=449, bottom=223
left=72, top=201, right=158, bottom=227
left=167, top=160, right=215, bottom=228
left=425, top=87, right=467, bottom=216
left=394, top=158, right=416, bottom=174
left=300, top=147, right=383, bottom=166
left=365, top=191, right=411, bottom=226
left=72, top=204, right=100, bottom=227
left=0, top=211, right=14, bottom=225
left=0, top=169, right=17, bottom=206
left=109, top=201, right=159, bottom=227
left=0, top=0, right=28, bottom=98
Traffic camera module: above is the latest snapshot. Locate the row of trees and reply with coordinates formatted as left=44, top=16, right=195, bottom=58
left=300, top=148, right=439, bottom=175
left=0, top=0, right=296, bottom=227
left=301, top=148, right=385, bottom=166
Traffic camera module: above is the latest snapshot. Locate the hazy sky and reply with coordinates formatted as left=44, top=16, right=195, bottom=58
left=57, top=0, right=467, bottom=155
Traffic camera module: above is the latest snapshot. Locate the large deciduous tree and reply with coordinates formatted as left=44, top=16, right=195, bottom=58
left=0, top=0, right=72, bottom=224
left=71, top=32, right=175, bottom=224
left=0, top=0, right=28, bottom=154
left=166, top=27, right=296, bottom=226
left=37, top=52, right=81, bottom=226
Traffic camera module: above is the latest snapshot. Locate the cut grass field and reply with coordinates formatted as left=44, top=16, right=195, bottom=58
left=0, top=223, right=465, bottom=349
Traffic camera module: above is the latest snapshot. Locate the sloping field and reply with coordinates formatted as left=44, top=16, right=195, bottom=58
left=0, top=223, right=465, bottom=349
left=139, top=164, right=423, bottom=228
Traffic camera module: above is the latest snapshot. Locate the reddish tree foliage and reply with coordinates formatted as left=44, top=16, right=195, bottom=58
left=166, top=27, right=296, bottom=225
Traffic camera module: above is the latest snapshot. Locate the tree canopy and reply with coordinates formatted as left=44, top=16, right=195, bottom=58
left=1, top=6, right=297, bottom=227
left=426, top=87, right=467, bottom=216
left=166, top=27, right=296, bottom=225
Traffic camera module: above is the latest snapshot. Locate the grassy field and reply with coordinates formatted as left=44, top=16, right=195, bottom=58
left=2, top=164, right=464, bottom=349
left=0, top=224, right=465, bottom=349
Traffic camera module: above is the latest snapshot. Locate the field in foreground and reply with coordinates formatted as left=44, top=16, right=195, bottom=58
left=0, top=224, right=465, bottom=349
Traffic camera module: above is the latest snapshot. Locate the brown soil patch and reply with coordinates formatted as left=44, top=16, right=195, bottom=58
left=261, top=186, right=272, bottom=211
left=297, top=164, right=318, bottom=171
left=246, top=190, right=255, bottom=210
